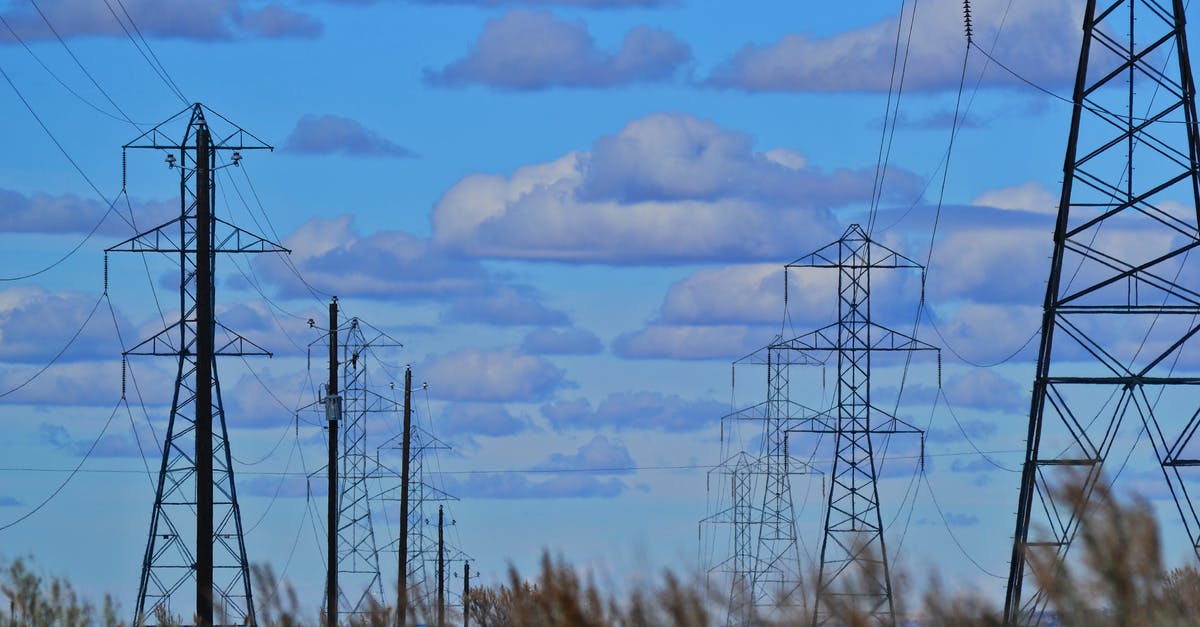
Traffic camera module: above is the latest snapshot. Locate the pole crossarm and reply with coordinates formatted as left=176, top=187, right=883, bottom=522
left=786, top=224, right=923, bottom=271
left=106, top=217, right=288, bottom=256
left=123, top=321, right=272, bottom=358
left=774, top=322, right=939, bottom=355
left=125, top=103, right=273, bottom=153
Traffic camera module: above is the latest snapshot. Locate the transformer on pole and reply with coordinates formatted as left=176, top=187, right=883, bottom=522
left=1006, top=1, right=1200, bottom=622
left=111, top=103, right=287, bottom=625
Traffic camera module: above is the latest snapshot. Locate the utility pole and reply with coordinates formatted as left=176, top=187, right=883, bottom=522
left=397, top=366, right=413, bottom=627
left=115, top=103, right=283, bottom=626
left=194, top=123, right=214, bottom=627
left=437, top=505, right=445, bottom=627
left=1005, top=1, right=1200, bottom=622
left=327, top=298, right=340, bottom=627
left=463, top=561, right=470, bottom=627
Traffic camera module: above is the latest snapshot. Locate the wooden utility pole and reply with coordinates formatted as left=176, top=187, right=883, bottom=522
left=326, top=298, right=339, bottom=627
left=462, top=561, right=470, bottom=627
left=194, top=124, right=214, bottom=627
left=437, top=505, right=445, bottom=627
left=397, top=366, right=413, bottom=627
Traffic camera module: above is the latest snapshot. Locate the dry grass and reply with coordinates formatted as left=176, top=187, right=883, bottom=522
left=6, top=474, right=1200, bottom=626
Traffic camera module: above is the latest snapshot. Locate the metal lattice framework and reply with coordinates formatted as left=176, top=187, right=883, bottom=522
left=376, top=408, right=461, bottom=613
left=1006, top=1, right=1200, bottom=623
left=334, top=317, right=396, bottom=617
left=701, top=451, right=761, bottom=626
left=111, top=103, right=286, bottom=626
left=784, top=224, right=935, bottom=626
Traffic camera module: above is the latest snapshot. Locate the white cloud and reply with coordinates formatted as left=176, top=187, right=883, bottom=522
left=541, top=391, right=725, bottom=432
left=425, top=10, right=690, bottom=89
left=611, top=324, right=765, bottom=361
left=707, top=0, right=1081, bottom=93
left=282, top=115, right=416, bottom=158
left=0, top=0, right=320, bottom=42
left=432, top=113, right=915, bottom=264
left=520, top=327, right=603, bottom=355
left=0, top=287, right=121, bottom=363
left=440, top=403, right=529, bottom=437
left=257, top=215, right=488, bottom=299
left=536, top=435, right=634, bottom=471
left=419, top=347, right=567, bottom=401
left=441, top=285, right=569, bottom=326
left=970, top=181, right=1058, bottom=215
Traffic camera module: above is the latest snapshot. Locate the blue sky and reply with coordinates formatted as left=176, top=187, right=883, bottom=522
left=2, top=0, right=1197, bottom=618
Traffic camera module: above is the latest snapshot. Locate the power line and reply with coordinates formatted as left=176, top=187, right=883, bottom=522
left=0, top=448, right=1029, bottom=477
left=0, top=398, right=123, bottom=531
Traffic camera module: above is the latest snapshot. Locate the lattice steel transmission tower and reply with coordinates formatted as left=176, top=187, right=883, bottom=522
left=702, top=306, right=823, bottom=622
left=111, top=103, right=286, bottom=625
left=377, top=398, right=460, bottom=616
left=336, top=315, right=401, bottom=617
left=783, top=224, right=935, bottom=625
left=1006, top=1, right=1200, bottom=622
left=701, top=450, right=768, bottom=625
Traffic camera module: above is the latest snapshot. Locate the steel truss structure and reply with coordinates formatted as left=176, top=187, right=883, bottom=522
left=784, top=225, right=936, bottom=625
left=334, top=316, right=401, bottom=618
left=111, top=103, right=285, bottom=625
left=377, top=416, right=461, bottom=613
left=1006, top=1, right=1200, bottom=623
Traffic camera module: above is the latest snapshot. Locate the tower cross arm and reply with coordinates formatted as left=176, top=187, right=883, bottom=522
left=775, top=322, right=939, bottom=353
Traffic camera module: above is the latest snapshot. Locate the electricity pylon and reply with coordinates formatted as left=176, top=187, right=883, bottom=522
left=110, top=103, right=286, bottom=625
left=376, top=399, right=460, bottom=617
left=337, top=315, right=401, bottom=617
left=783, top=224, right=936, bottom=625
left=1006, top=1, right=1200, bottom=623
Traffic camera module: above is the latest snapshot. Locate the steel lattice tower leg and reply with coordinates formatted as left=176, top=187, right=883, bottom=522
left=784, top=225, right=936, bottom=626
left=1006, top=1, right=1200, bottom=623
left=112, top=104, right=286, bottom=626
left=337, top=318, right=385, bottom=617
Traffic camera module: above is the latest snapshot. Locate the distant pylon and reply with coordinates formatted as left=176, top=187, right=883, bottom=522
left=111, top=103, right=287, bottom=625
left=701, top=317, right=823, bottom=623
left=336, top=315, right=393, bottom=617
left=1006, top=1, right=1200, bottom=623
left=783, top=224, right=936, bottom=625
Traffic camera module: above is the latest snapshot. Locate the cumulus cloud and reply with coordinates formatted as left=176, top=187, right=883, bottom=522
left=223, top=369, right=306, bottom=430
left=257, top=215, right=487, bottom=299
left=39, top=421, right=150, bottom=458
left=441, top=285, right=569, bottom=326
left=970, top=181, right=1059, bottom=215
left=419, top=347, right=567, bottom=402
left=432, top=113, right=916, bottom=264
left=536, top=435, right=634, bottom=471
left=425, top=10, right=690, bottom=89
left=441, top=472, right=625, bottom=499
left=439, top=403, right=529, bottom=437
left=520, top=327, right=603, bottom=355
left=611, top=324, right=766, bottom=361
left=0, top=188, right=174, bottom=237
left=707, top=0, right=1081, bottom=92
left=0, top=0, right=320, bottom=42
left=541, top=391, right=725, bottom=431
left=440, top=436, right=633, bottom=499
left=282, top=115, right=416, bottom=158
left=0, top=287, right=123, bottom=363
